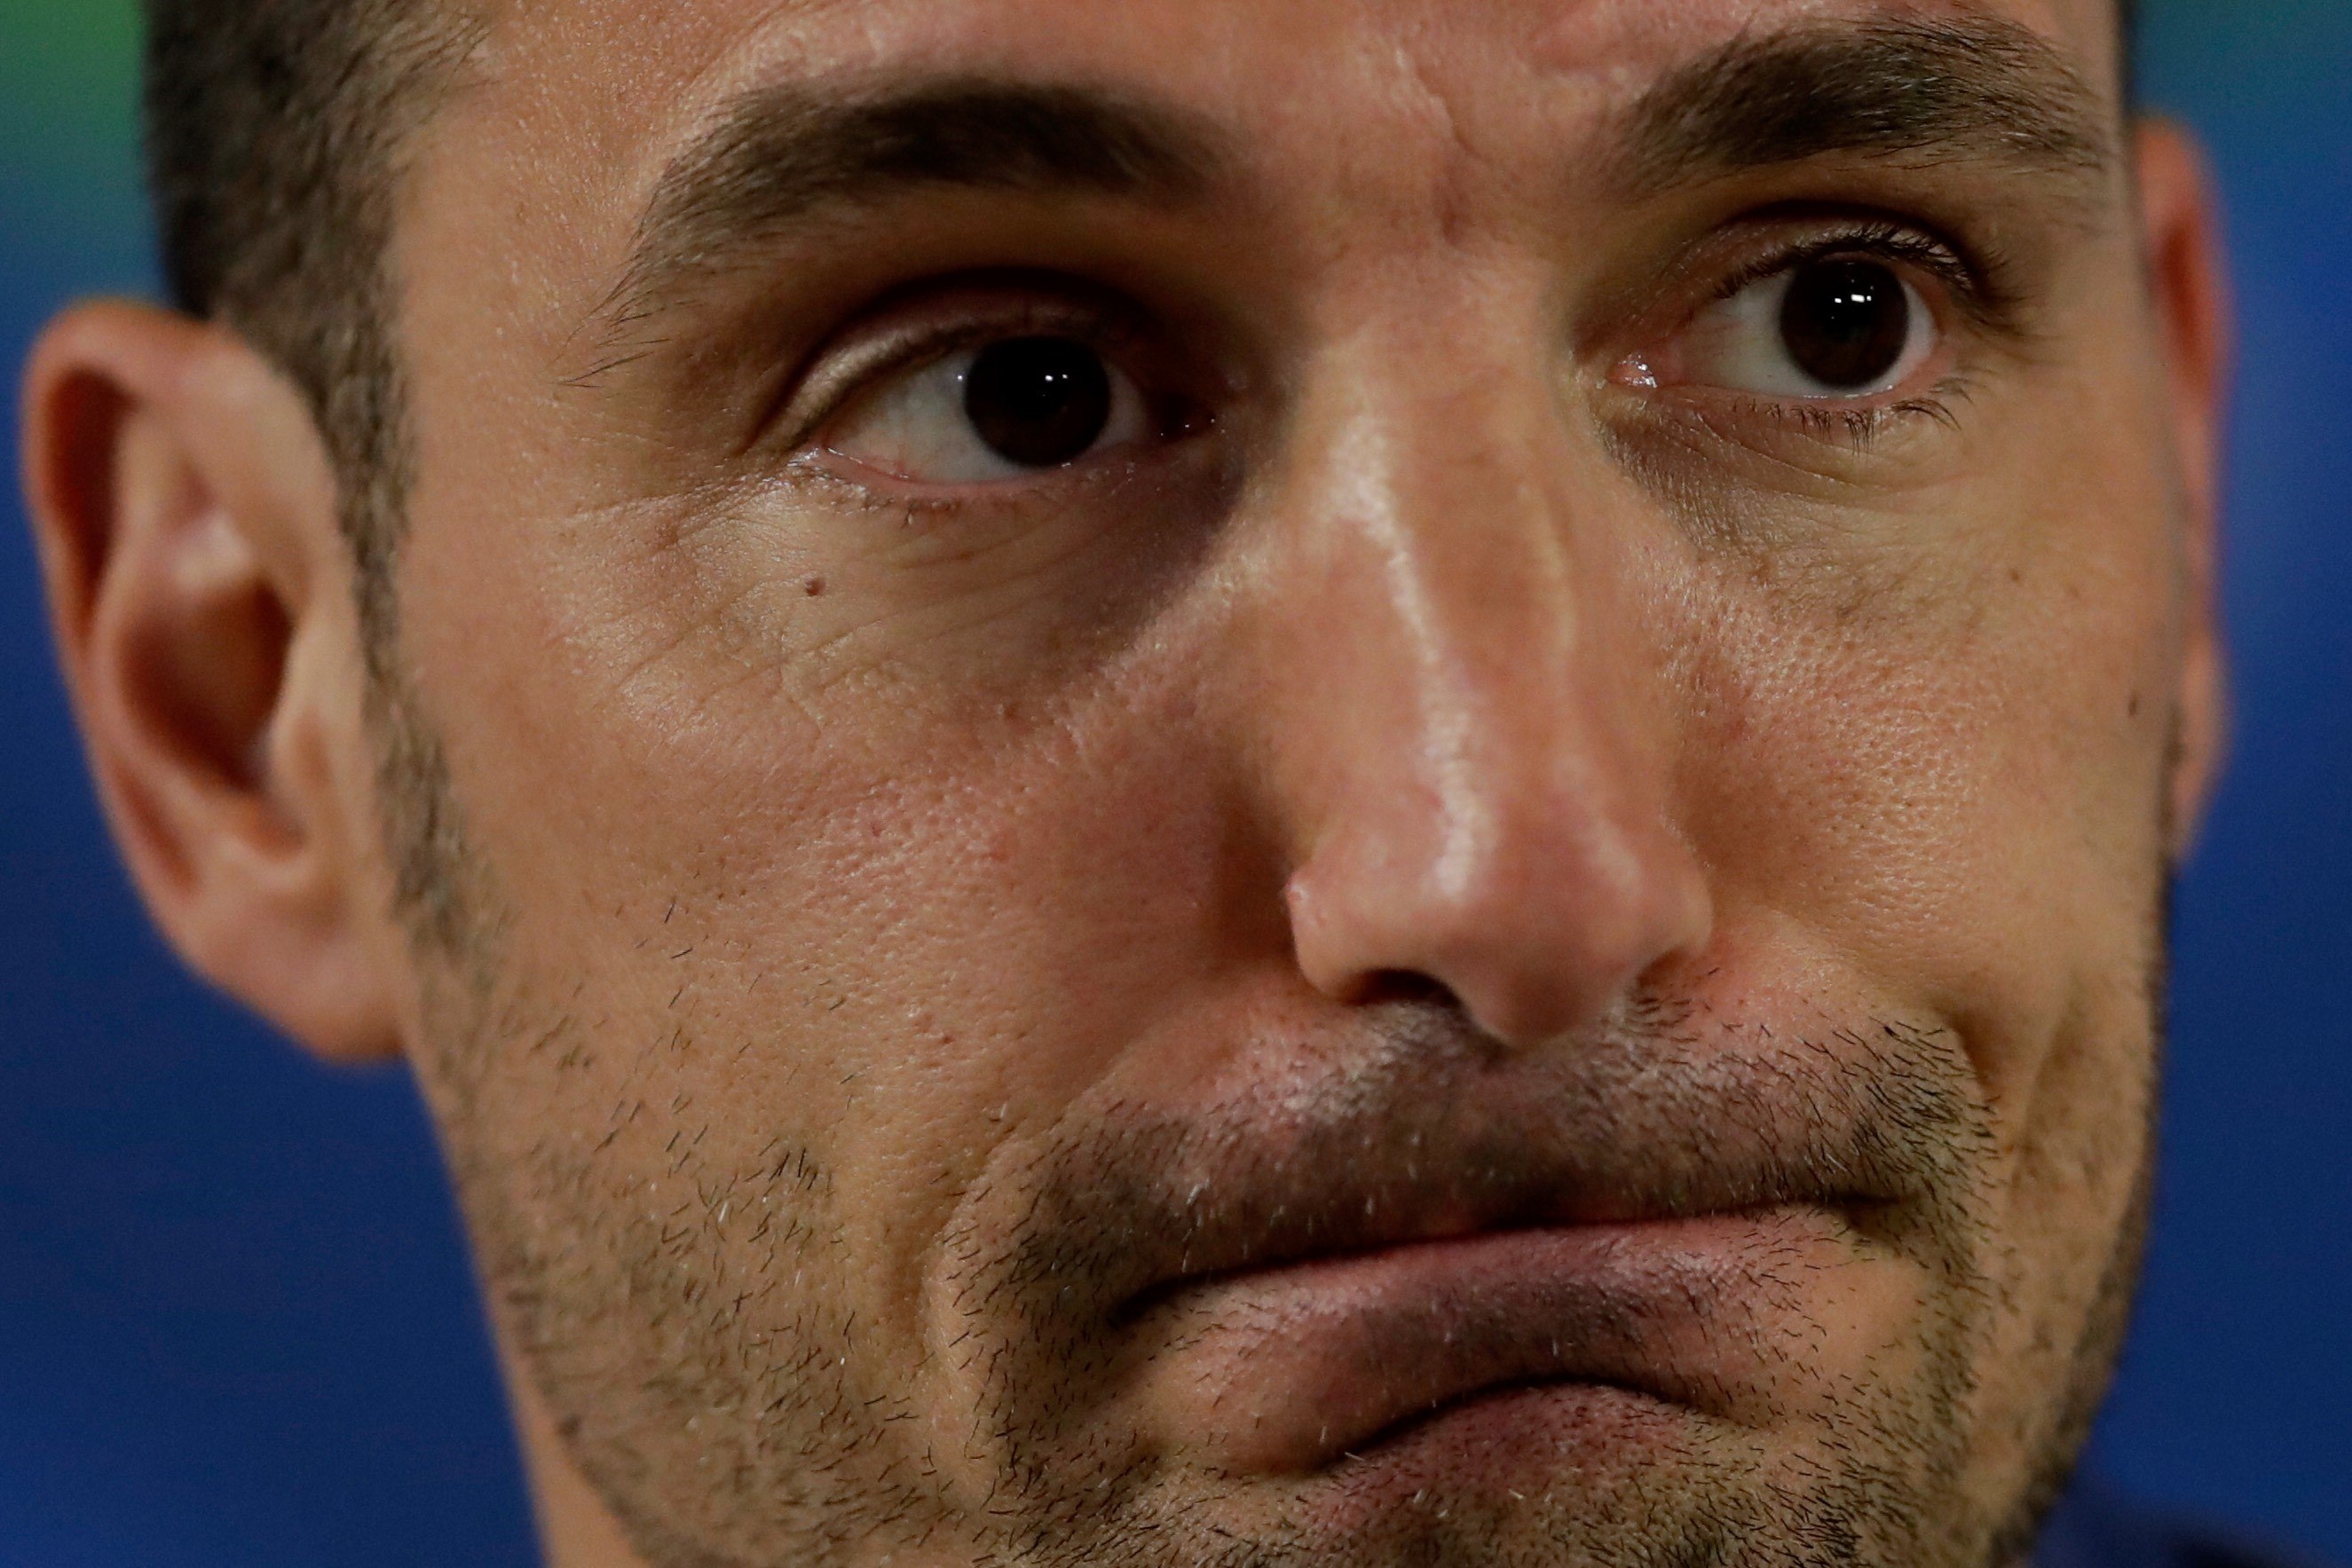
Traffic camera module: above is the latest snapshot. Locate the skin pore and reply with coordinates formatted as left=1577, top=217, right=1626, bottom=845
left=20, top=0, right=2230, bottom=1565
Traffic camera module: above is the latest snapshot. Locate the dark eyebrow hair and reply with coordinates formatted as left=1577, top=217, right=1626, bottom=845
left=1615, top=17, right=2115, bottom=194
left=590, top=21, right=2111, bottom=364
left=604, top=80, right=1227, bottom=332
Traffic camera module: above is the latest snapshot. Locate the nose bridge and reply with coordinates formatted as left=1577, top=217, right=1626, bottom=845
left=1330, top=372, right=1589, bottom=872
left=1261, top=327, right=1711, bottom=1047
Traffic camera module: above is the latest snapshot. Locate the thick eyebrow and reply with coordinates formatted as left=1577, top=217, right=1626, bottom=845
left=1614, top=17, right=2115, bottom=194
left=604, top=80, right=1228, bottom=331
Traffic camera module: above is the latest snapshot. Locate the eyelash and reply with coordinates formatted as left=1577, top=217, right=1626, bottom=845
left=1752, top=376, right=1980, bottom=453
left=1712, top=217, right=2002, bottom=322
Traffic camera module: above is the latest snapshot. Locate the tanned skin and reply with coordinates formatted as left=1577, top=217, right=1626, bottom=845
left=20, top=0, right=2229, bottom=1564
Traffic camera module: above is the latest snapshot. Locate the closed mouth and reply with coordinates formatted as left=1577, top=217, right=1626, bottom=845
left=1126, top=1205, right=1872, bottom=1474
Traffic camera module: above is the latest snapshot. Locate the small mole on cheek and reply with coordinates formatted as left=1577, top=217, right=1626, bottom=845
left=804, top=577, right=828, bottom=598
left=2128, top=691, right=2143, bottom=718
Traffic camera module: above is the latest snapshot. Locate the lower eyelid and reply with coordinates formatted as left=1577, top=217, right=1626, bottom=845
left=1614, top=369, right=1979, bottom=474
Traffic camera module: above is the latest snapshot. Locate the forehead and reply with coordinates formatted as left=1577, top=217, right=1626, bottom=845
left=460, top=0, right=2120, bottom=191
left=401, top=0, right=2127, bottom=415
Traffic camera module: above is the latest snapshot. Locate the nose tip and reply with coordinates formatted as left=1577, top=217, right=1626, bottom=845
left=1286, top=792, right=1715, bottom=1051
left=1252, top=327, right=1714, bottom=1053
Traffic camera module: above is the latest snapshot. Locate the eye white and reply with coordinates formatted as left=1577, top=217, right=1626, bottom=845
left=824, top=343, right=1150, bottom=485
left=1680, top=264, right=1938, bottom=400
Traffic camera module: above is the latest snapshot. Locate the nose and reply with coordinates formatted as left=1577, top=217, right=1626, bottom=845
left=1256, top=353, right=1713, bottom=1051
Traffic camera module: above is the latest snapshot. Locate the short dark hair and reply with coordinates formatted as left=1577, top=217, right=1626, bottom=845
left=141, top=0, right=475, bottom=661
left=143, top=0, right=492, bottom=956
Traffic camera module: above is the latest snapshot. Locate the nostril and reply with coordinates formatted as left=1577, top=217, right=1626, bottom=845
left=1354, top=969, right=1457, bottom=1010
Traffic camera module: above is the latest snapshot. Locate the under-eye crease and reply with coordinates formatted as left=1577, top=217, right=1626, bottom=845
left=1658, top=375, right=1973, bottom=461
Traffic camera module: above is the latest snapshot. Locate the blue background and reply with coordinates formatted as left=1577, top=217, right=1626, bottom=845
left=2, top=4, right=2345, bottom=1564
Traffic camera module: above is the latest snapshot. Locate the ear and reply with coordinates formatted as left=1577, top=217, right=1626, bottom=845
left=2131, top=122, right=2234, bottom=863
left=20, top=300, right=405, bottom=1062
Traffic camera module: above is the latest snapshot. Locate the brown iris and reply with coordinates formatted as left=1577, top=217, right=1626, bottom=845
left=962, top=336, right=1116, bottom=468
left=1778, top=259, right=1914, bottom=391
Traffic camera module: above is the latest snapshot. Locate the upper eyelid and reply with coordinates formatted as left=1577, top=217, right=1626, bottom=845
left=768, top=288, right=1154, bottom=452
left=1660, top=208, right=2027, bottom=345
left=1717, top=229, right=1965, bottom=300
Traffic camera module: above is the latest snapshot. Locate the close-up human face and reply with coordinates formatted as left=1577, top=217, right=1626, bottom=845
left=25, top=0, right=2234, bottom=1563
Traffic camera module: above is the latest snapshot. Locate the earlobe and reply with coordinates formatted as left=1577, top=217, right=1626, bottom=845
left=21, top=301, right=406, bottom=1063
left=2131, top=122, right=2235, bottom=863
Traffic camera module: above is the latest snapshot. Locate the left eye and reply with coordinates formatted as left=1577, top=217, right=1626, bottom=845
left=824, top=335, right=1152, bottom=485
left=1676, top=256, right=1938, bottom=400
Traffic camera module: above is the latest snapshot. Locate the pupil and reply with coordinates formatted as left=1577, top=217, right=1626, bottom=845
left=963, top=337, right=1115, bottom=469
left=1779, top=260, right=1912, bottom=391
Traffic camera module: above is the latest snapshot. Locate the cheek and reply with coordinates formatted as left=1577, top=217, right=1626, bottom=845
left=1662, top=467, right=2177, bottom=1484
left=1672, top=513, right=2177, bottom=1125
left=433, top=579, right=1250, bottom=1322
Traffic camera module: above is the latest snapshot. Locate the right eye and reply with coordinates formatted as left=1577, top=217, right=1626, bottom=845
left=823, top=335, right=1154, bottom=485
left=1669, top=255, right=1941, bottom=402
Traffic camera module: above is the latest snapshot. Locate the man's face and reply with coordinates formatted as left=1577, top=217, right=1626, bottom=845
left=359, top=0, right=2212, bottom=1562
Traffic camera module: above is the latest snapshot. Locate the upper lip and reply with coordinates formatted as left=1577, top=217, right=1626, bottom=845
left=1109, top=1175, right=1804, bottom=1328
left=1091, top=1110, right=1896, bottom=1336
